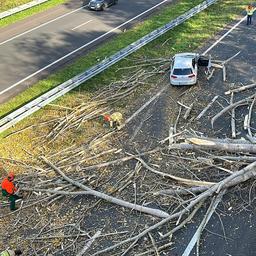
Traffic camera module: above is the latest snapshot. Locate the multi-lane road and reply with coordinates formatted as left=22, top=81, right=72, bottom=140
left=0, top=0, right=170, bottom=102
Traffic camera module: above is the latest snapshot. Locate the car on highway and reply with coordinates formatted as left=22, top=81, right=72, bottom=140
left=170, top=53, right=199, bottom=86
left=88, top=0, right=118, bottom=11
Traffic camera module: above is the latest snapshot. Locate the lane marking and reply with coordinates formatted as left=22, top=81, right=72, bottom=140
left=203, top=16, right=247, bottom=55
left=0, top=0, right=168, bottom=95
left=71, top=19, right=93, bottom=31
left=0, top=5, right=88, bottom=46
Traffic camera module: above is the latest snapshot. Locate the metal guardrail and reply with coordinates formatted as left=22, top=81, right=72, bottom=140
left=0, top=0, right=217, bottom=133
left=0, top=0, right=49, bottom=19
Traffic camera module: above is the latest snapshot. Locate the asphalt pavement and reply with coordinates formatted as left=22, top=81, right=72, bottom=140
left=0, top=0, right=169, bottom=102
left=171, top=15, right=256, bottom=256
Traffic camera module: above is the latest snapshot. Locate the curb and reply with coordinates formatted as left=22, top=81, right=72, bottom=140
left=0, top=0, right=49, bottom=19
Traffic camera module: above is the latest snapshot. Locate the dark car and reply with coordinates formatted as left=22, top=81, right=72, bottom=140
left=88, top=0, right=118, bottom=11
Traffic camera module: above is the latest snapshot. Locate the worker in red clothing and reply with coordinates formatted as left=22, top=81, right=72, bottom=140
left=1, top=172, right=22, bottom=211
left=101, top=112, right=123, bottom=129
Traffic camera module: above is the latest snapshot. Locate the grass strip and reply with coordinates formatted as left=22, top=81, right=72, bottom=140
left=0, top=0, right=69, bottom=28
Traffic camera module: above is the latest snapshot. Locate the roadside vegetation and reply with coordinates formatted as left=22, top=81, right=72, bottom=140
left=0, top=0, right=68, bottom=27
left=0, top=0, right=33, bottom=11
left=0, top=0, right=248, bottom=152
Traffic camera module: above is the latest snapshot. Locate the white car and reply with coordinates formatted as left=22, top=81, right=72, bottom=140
left=170, top=53, right=199, bottom=86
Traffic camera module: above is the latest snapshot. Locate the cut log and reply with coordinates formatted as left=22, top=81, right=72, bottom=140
left=225, top=82, right=256, bottom=95
left=169, top=140, right=256, bottom=154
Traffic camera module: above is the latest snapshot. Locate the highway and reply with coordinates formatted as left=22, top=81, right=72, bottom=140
left=0, top=0, right=169, bottom=102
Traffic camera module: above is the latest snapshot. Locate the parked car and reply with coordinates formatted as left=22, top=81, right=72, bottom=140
left=170, top=53, right=199, bottom=86
left=88, top=0, right=118, bottom=11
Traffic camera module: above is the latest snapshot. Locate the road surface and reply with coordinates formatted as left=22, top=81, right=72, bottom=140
left=0, top=0, right=169, bottom=102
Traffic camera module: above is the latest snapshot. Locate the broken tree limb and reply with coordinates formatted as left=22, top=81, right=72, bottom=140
left=225, top=82, right=256, bottom=95
left=169, top=139, right=256, bottom=154
left=222, top=65, right=226, bottom=82
left=244, top=114, right=249, bottom=130
left=182, top=190, right=225, bottom=256
left=183, top=103, right=194, bottom=120
left=230, top=92, right=236, bottom=138
left=148, top=232, right=160, bottom=256
left=184, top=134, right=250, bottom=144
left=92, top=161, right=256, bottom=256
left=247, top=96, right=256, bottom=137
left=160, top=131, right=183, bottom=144
left=80, top=147, right=162, bottom=171
left=136, top=157, right=215, bottom=186
left=156, top=186, right=209, bottom=197
left=161, top=201, right=204, bottom=239
left=211, top=94, right=255, bottom=126
left=206, top=68, right=215, bottom=80
left=120, top=85, right=168, bottom=129
left=195, top=96, right=218, bottom=120
left=222, top=51, right=241, bottom=65
left=168, top=125, right=175, bottom=145
left=174, top=106, right=182, bottom=134
left=246, top=135, right=256, bottom=144
left=211, top=63, right=223, bottom=69
left=135, top=242, right=173, bottom=256
left=41, top=156, right=170, bottom=218
left=77, top=230, right=101, bottom=256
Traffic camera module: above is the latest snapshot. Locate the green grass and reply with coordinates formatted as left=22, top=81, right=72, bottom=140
left=0, top=0, right=68, bottom=28
left=0, top=0, right=248, bottom=120
left=1, top=0, right=39, bottom=11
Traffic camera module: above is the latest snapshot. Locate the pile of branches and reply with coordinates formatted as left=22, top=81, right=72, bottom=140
left=1, top=54, right=256, bottom=255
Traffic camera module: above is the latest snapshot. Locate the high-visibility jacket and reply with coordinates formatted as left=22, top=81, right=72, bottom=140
left=0, top=250, right=15, bottom=256
left=110, top=112, right=123, bottom=123
left=247, top=7, right=254, bottom=15
left=1, top=178, right=17, bottom=195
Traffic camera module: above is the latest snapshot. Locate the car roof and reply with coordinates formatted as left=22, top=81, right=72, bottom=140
left=172, top=53, right=197, bottom=69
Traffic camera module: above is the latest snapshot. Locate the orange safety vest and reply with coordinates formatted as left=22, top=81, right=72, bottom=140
left=1, top=178, right=16, bottom=195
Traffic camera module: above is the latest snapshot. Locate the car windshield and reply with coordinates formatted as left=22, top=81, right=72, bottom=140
left=173, top=68, right=193, bottom=75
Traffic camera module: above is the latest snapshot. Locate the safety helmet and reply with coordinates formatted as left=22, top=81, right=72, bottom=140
left=8, top=172, right=15, bottom=181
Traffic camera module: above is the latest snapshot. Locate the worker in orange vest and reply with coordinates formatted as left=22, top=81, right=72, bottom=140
left=101, top=112, right=123, bottom=129
left=1, top=172, right=22, bottom=211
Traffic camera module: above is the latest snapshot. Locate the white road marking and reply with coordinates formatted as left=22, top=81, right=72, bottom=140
left=0, top=0, right=168, bottom=95
left=203, top=15, right=247, bottom=55
left=0, top=5, right=88, bottom=46
left=71, top=19, right=93, bottom=31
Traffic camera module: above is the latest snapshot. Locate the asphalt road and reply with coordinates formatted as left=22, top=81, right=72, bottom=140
left=171, top=15, right=256, bottom=256
left=0, top=0, right=169, bottom=102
